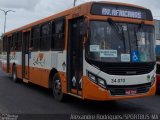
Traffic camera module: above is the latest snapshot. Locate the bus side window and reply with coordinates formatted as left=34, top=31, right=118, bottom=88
left=3, top=36, right=6, bottom=52
left=15, top=33, right=19, bottom=51
left=53, top=18, right=65, bottom=50
left=7, top=37, right=11, bottom=52
left=40, top=22, right=51, bottom=51
left=51, top=21, right=55, bottom=50
left=31, top=25, right=40, bottom=51
left=12, top=33, right=17, bottom=51
left=17, top=32, right=22, bottom=51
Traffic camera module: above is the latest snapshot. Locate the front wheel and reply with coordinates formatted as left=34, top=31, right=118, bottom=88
left=52, top=73, right=66, bottom=102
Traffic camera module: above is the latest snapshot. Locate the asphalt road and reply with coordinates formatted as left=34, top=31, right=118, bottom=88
left=0, top=66, right=160, bottom=119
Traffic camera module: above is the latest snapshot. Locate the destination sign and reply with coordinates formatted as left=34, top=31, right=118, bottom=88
left=91, top=3, right=153, bottom=20
left=102, top=8, right=142, bottom=19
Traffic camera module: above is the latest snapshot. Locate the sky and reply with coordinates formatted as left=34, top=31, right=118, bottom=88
left=0, top=0, right=159, bottom=36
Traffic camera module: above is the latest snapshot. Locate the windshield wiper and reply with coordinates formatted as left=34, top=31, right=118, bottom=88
left=107, top=18, right=121, bottom=39
left=107, top=18, right=126, bottom=52
left=135, top=21, right=145, bottom=48
left=134, top=28, right=139, bottom=50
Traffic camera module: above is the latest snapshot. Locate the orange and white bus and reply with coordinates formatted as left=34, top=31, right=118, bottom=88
left=2, top=1, right=156, bottom=101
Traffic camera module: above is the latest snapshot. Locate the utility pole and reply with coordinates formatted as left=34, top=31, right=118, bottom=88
left=0, top=9, right=15, bottom=34
left=73, top=0, right=77, bottom=6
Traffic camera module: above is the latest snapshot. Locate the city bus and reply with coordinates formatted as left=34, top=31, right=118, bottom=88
left=2, top=1, right=156, bottom=101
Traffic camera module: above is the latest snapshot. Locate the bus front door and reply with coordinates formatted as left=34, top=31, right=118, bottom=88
left=22, top=31, right=30, bottom=80
left=67, top=18, right=83, bottom=96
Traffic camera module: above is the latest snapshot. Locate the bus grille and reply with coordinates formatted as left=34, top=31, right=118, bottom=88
left=108, top=83, right=151, bottom=96
left=101, top=63, right=155, bottom=75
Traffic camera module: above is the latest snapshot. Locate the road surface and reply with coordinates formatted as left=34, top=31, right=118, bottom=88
left=0, top=66, right=159, bottom=119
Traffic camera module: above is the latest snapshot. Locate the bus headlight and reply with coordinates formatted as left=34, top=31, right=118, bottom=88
left=88, top=72, right=96, bottom=83
left=88, top=71, right=107, bottom=89
left=97, top=78, right=106, bottom=88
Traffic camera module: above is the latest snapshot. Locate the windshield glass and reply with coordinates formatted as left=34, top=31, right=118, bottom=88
left=86, top=21, right=155, bottom=63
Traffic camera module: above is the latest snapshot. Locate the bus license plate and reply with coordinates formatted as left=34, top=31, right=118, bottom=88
left=125, top=89, right=137, bottom=95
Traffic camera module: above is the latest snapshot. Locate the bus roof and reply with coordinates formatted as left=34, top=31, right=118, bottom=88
left=4, top=1, right=147, bottom=36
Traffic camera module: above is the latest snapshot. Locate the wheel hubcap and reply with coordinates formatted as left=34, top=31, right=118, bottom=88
left=54, top=79, right=62, bottom=96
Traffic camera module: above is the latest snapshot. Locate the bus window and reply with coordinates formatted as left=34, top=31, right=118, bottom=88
left=15, top=33, right=19, bottom=51
left=41, top=22, right=51, bottom=51
left=17, top=32, right=22, bottom=51
left=7, top=37, right=11, bottom=52
left=12, top=33, right=17, bottom=51
left=51, top=21, right=55, bottom=50
left=53, top=18, right=65, bottom=50
left=3, top=36, right=7, bottom=52
left=31, top=25, right=40, bottom=51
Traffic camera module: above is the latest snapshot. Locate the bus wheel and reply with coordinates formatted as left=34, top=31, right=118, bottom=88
left=12, top=65, right=18, bottom=82
left=52, top=73, right=65, bottom=101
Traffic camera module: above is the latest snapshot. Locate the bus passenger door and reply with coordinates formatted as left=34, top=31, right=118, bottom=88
left=22, top=31, right=30, bottom=80
left=67, top=18, right=84, bottom=96
left=7, top=37, right=11, bottom=73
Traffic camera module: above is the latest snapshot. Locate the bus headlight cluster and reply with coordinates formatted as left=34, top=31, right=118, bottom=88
left=88, top=72, right=96, bottom=82
left=88, top=71, right=107, bottom=89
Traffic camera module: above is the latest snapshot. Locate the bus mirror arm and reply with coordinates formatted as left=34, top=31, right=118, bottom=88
left=81, top=23, right=88, bottom=36
left=82, top=19, right=89, bottom=47
left=83, top=36, right=88, bottom=48
left=81, top=17, right=90, bottom=35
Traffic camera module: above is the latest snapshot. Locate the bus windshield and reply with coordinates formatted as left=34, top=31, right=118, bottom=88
left=86, top=21, right=155, bottom=63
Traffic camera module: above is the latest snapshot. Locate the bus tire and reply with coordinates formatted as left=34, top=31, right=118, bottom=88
left=52, top=73, right=66, bottom=102
left=12, top=65, right=18, bottom=82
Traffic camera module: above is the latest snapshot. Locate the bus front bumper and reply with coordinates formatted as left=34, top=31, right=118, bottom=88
left=83, top=77, right=156, bottom=101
